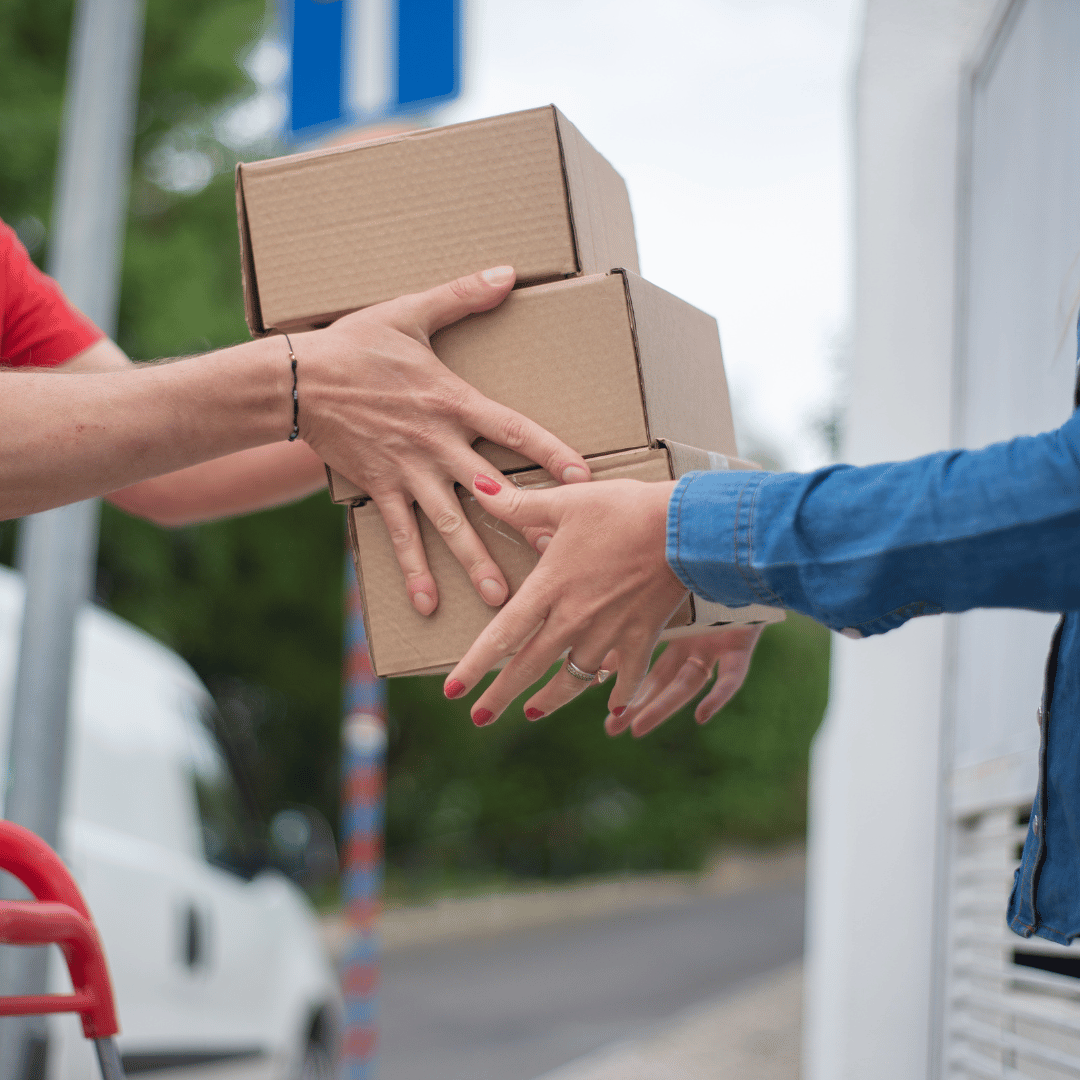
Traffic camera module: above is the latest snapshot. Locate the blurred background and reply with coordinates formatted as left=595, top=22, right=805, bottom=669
left=0, top=2, right=855, bottom=1077
left=0, top=0, right=845, bottom=900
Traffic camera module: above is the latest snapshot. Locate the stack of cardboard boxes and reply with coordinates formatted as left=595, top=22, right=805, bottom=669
left=235, top=105, right=783, bottom=677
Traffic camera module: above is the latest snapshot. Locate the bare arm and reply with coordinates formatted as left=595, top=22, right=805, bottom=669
left=105, top=441, right=327, bottom=527
left=3, top=338, right=290, bottom=515
left=8, top=268, right=592, bottom=613
left=59, top=338, right=328, bottom=526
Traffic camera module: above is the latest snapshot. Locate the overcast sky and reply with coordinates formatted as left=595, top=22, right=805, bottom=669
left=438, top=0, right=862, bottom=469
left=224, top=0, right=861, bottom=468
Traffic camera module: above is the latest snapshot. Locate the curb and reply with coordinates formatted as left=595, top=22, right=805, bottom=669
left=320, top=845, right=805, bottom=959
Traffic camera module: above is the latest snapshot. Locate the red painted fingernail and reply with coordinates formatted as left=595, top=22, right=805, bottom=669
left=473, top=474, right=502, bottom=496
left=525, top=707, right=545, bottom=720
left=445, top=679, right=465, bottom=699
left=473, top=708, right=494, bottom=727
left=612, top=706, right=626, bottom=717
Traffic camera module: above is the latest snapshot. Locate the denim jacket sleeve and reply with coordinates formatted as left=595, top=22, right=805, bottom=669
left=666, top=408, right=1080, bottom=635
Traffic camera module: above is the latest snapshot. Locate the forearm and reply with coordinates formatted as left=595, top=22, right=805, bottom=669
left=106, top=440, right=327, bottom=527
left=667, top=410, right=1080, bottom=634
left=7, top=266, right=597, bottom=616
left=1, top=338, right=290, bottom=518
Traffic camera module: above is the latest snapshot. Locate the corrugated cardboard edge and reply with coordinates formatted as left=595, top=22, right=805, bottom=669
left=326, top=464, right=353, bottom=504
left=554, top=108, right=640, bottom=277
left=659, top=438, right=785, bottom=631
left=235, top=163, right=265, bottom=338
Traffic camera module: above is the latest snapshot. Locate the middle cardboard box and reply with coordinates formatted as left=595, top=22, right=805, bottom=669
left=328, top=268, right=737, bottom=503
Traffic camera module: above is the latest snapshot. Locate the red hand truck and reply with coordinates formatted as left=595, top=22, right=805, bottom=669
left=0, top=821, right=123, bottom=1080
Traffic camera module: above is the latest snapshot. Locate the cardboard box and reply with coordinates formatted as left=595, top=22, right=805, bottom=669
left=348, top=441, right=785, bottom=678
left=327, top=269, right=737, bottom=504
left=236, top=105, right=639, bottom=335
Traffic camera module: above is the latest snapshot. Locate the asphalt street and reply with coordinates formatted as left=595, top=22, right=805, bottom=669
left=377, top=879, right=805, bottom=1080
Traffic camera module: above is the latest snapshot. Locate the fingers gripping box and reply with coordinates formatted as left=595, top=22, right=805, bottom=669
left=236, top=105, right=639, bottom=335
left=348, top=441, right=785, bottom=679
left=326, top=269, right=739, bottom=504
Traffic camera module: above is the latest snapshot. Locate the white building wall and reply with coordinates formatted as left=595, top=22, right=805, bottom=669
left=803, top=3, right=1003, bottom=1078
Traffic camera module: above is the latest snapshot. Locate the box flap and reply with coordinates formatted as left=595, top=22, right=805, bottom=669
left=660, top=439, right=759, bottom=477
left=239, top=106, right=586, bottom=333
left=621, top=271, right=738, bottom=457
left=554, top=108, right=640, bottom=277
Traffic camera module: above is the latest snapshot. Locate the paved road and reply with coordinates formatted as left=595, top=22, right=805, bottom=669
left=378, top=879, right=805, bottom=1080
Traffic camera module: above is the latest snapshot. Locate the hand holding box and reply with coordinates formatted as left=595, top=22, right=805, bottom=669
left=289, top=265, right=592, bottom=614
left=443, top=455, right=776, bottom=726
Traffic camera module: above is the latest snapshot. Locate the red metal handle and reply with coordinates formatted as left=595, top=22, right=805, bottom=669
left=0, top=823, right=118, bottom=1038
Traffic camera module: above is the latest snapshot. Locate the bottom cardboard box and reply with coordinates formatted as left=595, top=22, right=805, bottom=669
left=348, top=440, right=785, bottom=678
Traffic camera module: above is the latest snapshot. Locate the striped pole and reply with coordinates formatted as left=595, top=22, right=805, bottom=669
left=338, top=555, right=386, bottom=1080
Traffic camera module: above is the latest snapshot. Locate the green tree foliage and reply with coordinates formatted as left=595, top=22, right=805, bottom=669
left=1, top=0, right=831, bottom=879
left=386, top=615, right=829, bottom=882
left=0, top=0, right=350, bottom=826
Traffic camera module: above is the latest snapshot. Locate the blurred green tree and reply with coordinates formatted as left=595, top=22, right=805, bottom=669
left=0, top=0, right=831, bottom=879
left=385, top=614, right=829, bottom=885
left=0, top=0, right=350, bottom=826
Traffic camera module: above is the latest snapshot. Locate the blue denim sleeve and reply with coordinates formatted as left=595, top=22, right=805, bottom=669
left=666, top=409, right=1080, bottom=636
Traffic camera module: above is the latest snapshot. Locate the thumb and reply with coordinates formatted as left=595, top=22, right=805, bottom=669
left=403, top=266, right=516, bottom=338
left=471, top=472, right=558, bottom=533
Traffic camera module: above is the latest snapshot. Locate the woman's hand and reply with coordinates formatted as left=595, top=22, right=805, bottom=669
left=442, top=472, right=689, bottom=725
left=298, top=266, right=592, bottom=616
left=603, top=625, right=764, bottom=739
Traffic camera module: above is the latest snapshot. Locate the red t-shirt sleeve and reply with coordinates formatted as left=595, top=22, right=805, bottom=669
left=0, top=219, right=104, bottom=368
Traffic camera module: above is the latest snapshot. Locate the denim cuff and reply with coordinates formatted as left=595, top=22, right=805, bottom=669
left=666, top=470, right=774, bottom=607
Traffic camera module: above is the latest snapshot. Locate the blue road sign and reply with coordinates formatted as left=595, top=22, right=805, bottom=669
left=286, top=0, right=461, bottom=145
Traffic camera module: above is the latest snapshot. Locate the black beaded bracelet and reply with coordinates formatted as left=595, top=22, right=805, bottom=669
left=283, top=332, right=299, bottom=442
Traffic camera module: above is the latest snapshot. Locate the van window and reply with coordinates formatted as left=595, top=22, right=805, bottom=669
left=180, top=698, right=266, bottom=879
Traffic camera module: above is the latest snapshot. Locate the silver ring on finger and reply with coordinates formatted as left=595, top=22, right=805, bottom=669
left=566, top=656, right=598, bottom=683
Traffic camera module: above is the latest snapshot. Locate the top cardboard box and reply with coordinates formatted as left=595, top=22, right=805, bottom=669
left=236, top=105, right=639, bottom=335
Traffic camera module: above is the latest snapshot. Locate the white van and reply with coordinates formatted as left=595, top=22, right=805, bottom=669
left=0, top=567, right=342, bottom=1080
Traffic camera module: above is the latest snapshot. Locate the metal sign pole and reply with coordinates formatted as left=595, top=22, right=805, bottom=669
left=0, top=2, right=145, bottom=1078
left=286, top=0, right=461, bottom=146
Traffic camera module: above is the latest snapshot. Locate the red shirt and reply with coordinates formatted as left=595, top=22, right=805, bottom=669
left=0, top=218, right=103, bottom=367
